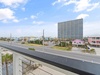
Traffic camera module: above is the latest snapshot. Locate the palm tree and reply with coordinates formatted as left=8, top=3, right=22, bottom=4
left=2, top=53, right=13, bottom=75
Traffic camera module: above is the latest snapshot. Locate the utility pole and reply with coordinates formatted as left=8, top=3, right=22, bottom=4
left=43, top=30, right=44, bottom=50
left=10, top=33, right=12, bottom=45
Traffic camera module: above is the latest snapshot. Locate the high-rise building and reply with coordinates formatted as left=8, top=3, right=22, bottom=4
left=58, top=19, right=83, bottom=39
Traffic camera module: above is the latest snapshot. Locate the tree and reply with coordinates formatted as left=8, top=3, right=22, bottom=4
left=69, top=41, right=72, bottom=46
left=2, top=54, right=13, bottom=75
left=59, top=42, right=66, bottom=47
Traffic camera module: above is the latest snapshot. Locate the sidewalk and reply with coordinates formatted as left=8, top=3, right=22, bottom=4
left=92, top=47, right=100, bottom=56
left=25, top=65, right=77, bottom=75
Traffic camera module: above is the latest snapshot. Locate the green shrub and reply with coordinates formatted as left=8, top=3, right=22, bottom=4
left=90, top=49, right=95, bottom=54
left=28, top=40, right=42, bottom=45
left=21, top=42, right=25, bottom=44
left=28, top=41, right=34, bottom=43
left=55, top=44, right=59, bottom=46
left=28, top=48, right=35, bottom=51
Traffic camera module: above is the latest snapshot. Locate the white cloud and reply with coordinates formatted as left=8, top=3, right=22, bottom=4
left=22, top=7, right=25, bottom=11
left=74, top=0, right=100, bottom=12
left=52, top=0, right=100, bottom=12
left=74, top=0, right=90, bottom=12
left=0, top=0, right=28, bottom=8
left=63, top=0, right=77, bottom=6
left=76, top=14, right=89, bottom=19
left=33, top=21, right=44, bottom=25
left=13, top=19, right=19, bottom=23
left=87, top=2, right=100, bottom=11
left=0, top=8, right=20, bottom=23
left=31, top=15, right=37, bottom=19
left=52, top=0, right=66, bottom=6
left=0, top=8, right=15, bottom=20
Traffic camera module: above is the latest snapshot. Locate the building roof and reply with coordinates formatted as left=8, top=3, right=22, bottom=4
left=72, top=39, right=84, bottom=42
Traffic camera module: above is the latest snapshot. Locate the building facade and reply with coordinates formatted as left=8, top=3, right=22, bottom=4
left=88, top=37, right=100, bottom=47
left=58, top=19, right=83, bottom=40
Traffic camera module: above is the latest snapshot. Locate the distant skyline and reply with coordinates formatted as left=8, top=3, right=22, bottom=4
left=0, top=0, right=100, bottom=37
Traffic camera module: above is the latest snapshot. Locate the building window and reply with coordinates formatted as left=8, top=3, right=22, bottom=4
left=92, top=41, right=95, bottom=43
left=92, top=37, right=95, bottom=39
left=96, top=37, right=100, bottom=39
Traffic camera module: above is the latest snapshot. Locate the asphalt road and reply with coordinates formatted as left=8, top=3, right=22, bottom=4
left=1, top=41, right=100, bottom=64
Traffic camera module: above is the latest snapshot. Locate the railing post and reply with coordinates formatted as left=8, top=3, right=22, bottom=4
left=0, top=48, right=2, bottom=75
left=13, top=52, right=22, bottom=75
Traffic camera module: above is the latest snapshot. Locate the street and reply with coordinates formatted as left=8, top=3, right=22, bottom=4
left=1, top=41, right=100, bottom=64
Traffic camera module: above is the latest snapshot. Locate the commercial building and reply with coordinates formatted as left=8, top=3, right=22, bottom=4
left=88, top=37, right=100, bottom=47
left=58, top=19, right=83, bottom=40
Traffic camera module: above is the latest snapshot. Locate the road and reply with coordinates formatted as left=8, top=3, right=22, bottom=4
left=1, top=41, right=100, bottom=64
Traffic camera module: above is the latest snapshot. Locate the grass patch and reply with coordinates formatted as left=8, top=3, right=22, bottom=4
left=52, top=46, right=72, bottom=51
left=23, top=43, right=42, bottom=46
left=28, top=48, right=35, bottom=51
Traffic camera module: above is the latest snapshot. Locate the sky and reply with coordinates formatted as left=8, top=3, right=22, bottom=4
left=0, top=0, right=100, bottom=37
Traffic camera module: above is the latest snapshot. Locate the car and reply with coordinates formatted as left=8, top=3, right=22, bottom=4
left=88, top=47, right=90, bottom=49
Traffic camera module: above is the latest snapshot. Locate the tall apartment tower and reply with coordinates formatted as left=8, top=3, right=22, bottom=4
left=58, top=19, right=83, bottom=40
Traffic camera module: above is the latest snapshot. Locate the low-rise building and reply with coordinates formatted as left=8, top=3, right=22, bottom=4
left=88, top=37, right=100, bottom=47
left=72, top=39, right=84, bottom=46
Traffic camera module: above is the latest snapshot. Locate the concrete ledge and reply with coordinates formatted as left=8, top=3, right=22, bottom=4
left=0, top=43, right=99, bottom=75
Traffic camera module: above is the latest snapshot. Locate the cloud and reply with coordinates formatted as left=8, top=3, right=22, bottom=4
left=76, top=14, right=89, bottom=19
left=63, top=0, right=77, bottom=6
left=74, top=0, right=90, bottom=12
left=74, top=0, right=100, bottom=12
left=33, top=21, right=44, bottom=25
left=30, top=15, right=37, bottom=19
left=0, top=8, right=15, bottom=20
left=13, top=19, right=19, bottom=23
left=0, top=8, right=19, bottom=23
left=52, top=0, right=66, bottom=6
left=52, top=0, right=100, bottom=12
left=87, top=2, right=100, bottom=11
left=0, top=0, right=28, bottom=8
left=22, top=7, right=25, bottom=11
